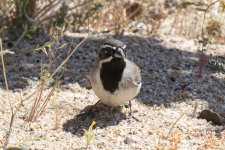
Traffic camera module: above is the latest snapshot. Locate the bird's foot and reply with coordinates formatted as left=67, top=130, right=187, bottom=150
left=125, top=100, right=141, bottom=122
left=126, top=112, right=141, bottom=122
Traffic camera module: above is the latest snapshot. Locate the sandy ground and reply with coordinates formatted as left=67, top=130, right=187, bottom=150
left=0, top=33, right=225, bottom=149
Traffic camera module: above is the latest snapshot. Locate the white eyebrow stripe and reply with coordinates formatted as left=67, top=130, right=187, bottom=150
left=101, top=45, right=116, bottom=50
left=122, top=44, right=126, bottom=49
left=118, top=47, right=123, bottom=51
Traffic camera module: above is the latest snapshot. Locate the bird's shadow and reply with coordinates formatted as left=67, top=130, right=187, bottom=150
left=62, top=102, right=127, bottom=137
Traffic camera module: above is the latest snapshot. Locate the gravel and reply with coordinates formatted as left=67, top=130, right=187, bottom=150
left=0, top=33, right=225, bottom=149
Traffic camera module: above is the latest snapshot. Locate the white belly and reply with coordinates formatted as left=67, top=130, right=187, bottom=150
left=91, top=69, right=141, bottom=106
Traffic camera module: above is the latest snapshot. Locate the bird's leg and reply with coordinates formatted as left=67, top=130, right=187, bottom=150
left=93, top=100, right=101, bottom=106
left=129, top=100, right=132, bottom=116
left=127, top=100, right=140, bottom=122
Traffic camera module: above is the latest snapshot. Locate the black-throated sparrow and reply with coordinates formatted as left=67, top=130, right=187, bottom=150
left=90, top=39, right=142, bottom=117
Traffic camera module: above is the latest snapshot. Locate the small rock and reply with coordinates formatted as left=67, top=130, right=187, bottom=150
left=29, top=122, right=41, bottom=131
left=198, top=109, right=225, bottom=126
left=97, top=142, right=105, bottom=148
left=216, top=95, right=224, bottom=103
left=124, top=137, right=136, bottom=144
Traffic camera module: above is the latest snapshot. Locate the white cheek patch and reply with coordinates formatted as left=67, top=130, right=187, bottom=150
left=114, top=54, right=120, bottom=58
left=99, top=56, right=113, bottom=65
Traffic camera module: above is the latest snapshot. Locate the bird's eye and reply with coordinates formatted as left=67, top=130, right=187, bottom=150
left=105, top=49, right=109, bottom=53
left=104, top=48, right=112, bottom=54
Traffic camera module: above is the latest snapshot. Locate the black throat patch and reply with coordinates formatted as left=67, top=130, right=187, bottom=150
left=100, top=58, right=126, bottom=93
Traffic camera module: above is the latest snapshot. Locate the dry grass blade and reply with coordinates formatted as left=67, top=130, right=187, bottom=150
left=50, top=79, right=61, bottom=130
left=33, top=81, right=58, bottom=121
left=45, top=34, right=93, bottom=83
left=192, top=100, right=199, bottom=117
left=39, top=0, right=94, bottom=23
left=0, top=39, right=13, bottom=113
left=35, top=0, right=61, bottom=19
left=27, top=83, right=45, bottom=121
left=0, top=38, right=14, bottom=150
left=201, top=0, right=220, bottom=39
left=27, top=34, right=93, bottom=122
left=0, top=50, right=15, bottom=56
left=167, top=113, right=185, bottom=137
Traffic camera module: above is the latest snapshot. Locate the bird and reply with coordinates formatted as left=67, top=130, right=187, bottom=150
left=90, top=39, right=142, bottom=118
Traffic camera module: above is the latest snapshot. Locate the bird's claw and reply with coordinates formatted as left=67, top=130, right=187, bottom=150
left=126, top=113, right=141, bottom=122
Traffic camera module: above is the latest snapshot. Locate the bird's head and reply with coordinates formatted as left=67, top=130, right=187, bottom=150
left=98, top=39, right=126, bottom=62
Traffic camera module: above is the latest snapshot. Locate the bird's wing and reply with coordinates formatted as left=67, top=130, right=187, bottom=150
left=90, top=59, right=100, bottom=84
left=120, top=59, right=142, bottom=89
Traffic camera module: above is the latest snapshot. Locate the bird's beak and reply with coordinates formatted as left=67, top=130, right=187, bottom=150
left=114, top=47, right=125, bottom=58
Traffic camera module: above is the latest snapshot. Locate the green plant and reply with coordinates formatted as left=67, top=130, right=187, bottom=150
left=167, top=113, right=185, bottom=137
left=196, top=0, right=225, bottom=76
left=7, top=0, right=38, bottom=40
left=83, top=121, right=96, bottom=149
left=16, top=24, right=36, bottom=42
left=208, top=55, right=225, bottom=72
